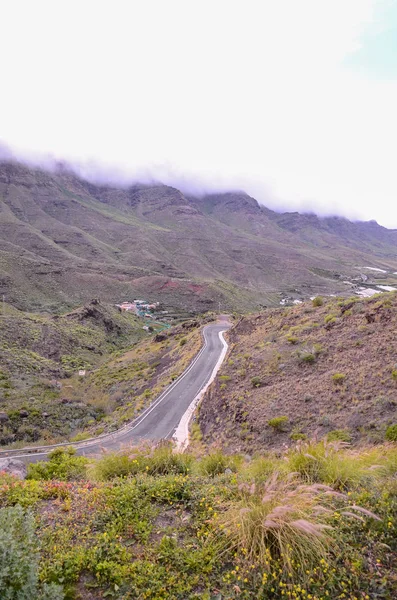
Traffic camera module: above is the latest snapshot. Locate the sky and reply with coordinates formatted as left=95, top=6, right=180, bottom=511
left=1, top=0, right=397, bottom=226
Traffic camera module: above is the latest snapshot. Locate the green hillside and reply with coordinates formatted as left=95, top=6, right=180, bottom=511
left=1, top=161, right=397, bottom=314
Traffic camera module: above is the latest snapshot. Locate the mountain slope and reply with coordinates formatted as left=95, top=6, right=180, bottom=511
left=1, top=160, right=397, bottom=312
left=199, top=292, right=397, bottom=452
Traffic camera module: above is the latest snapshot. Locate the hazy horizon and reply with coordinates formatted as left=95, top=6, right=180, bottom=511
left=1, top=142, right=395, bottom=229
left=1, top=1, right=397, bottom=227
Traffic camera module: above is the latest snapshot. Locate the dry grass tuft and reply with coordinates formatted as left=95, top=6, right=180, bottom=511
left=218, top=472, right=337, bottom=575
left=286, top=440, right=380, bottom=489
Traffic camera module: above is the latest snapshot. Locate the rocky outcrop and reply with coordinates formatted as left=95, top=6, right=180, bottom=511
left=0, top=458, right=27, bottom=479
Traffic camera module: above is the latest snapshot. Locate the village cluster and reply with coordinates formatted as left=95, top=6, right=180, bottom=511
left=116, top=299, right=160, bottom=319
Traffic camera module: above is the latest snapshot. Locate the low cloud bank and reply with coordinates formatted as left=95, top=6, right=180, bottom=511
left=0, top=140, right=388, bottom=228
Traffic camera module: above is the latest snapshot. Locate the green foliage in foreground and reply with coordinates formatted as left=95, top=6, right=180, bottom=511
left=0, top=505, right=63, bottom=600
left=27, top=446, right=88, bottom=481
left=0, top=441, right=397, bottom=599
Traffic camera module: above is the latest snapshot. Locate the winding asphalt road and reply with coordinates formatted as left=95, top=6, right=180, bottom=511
left=0, top=320, right=230, bottom=463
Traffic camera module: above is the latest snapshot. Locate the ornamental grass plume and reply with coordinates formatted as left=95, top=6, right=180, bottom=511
left=218, top=472, right=339, bottom=575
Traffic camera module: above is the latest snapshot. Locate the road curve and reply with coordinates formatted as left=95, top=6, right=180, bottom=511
left=0, top=320, right=230, bottom=463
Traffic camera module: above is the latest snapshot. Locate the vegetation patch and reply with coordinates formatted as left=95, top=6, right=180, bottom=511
left=268, top=416, right=289, bottom=431
left=1, top=442, right=397, bottom=598
left=385, top=424, right=397, bottom=442
left=0, top=303, right=203, bottom=447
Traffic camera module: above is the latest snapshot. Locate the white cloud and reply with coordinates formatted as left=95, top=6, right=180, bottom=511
left=1, top=0, right=396, bottom=226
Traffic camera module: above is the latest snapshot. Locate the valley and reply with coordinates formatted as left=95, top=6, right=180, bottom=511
left=1, top=159, right=397, bottom=600
left=1, top=160, right=397, bottom=315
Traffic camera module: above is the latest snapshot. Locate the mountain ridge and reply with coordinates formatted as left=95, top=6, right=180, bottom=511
left=1, top=159, right=396, bottom=313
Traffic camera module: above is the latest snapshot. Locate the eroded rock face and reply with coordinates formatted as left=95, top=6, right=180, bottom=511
left=0, top=458, right=27, bottom=479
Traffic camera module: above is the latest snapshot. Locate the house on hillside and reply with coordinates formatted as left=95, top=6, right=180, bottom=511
left=117, top=302, right=136, bottom=312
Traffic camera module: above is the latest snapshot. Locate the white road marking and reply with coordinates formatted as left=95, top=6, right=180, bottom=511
left=173, top=328, right=229, bottom=450
left=0, top=323, right=228, bottom=460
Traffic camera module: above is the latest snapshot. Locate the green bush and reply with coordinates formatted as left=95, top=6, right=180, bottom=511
left=268, top=416, right=289, bottom=431
left=313, top=343, right=323, bottom=355
left=297, top=345, right=320, bottom=364
left=287, top=336, right=299, bottom=344
left=286, top=441, right=376, bottom=489
left=27, top=447, right=88, bottom=481
left=0, top=505, right=64, bottom=599
left=312, top=296, right=323, bottom=307
left=332, top=373, right=346, bottom=384
left=290, top=431, right=307, bottom=441
left=250, top=376, right=262, bottom=388
left=300, top=352, right=315, bottom=363
left=145, top=443, right=193, bottom=475
left=70, top=432, right=91, bottom=442
left=385, top=424, right=397, bottom=442
left=92, top=444, right=192, bottom=480
left=179, top=338, right=187, bottom=346
left=324, top=314, right=337, bottom=324
left=327, top=429, right=351, bottom=443
left=199, top=451, right=235, bottom=477
left=92, top=452, right=145, bottom=481
left=392, top=369, right=397, bottom=381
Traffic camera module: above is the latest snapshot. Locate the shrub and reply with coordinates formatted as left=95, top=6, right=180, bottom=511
left=286, top=441, right=376, bottom=489
left=251, top=376, right=262, bottom=388
left=297, top=345, right=320, bottom=364
left=287, top=336, right=299, bottom=344
left=300, top=352, right=315, bottom=363
left=313, top=343, right=323, bottom=355
left=324, top=314, right=337, bottom=324
left=218, top=473, right=332, bottom=574
left=332, top=373, right=346, bottom=384
left=392, top=369, right=397, bottom=381
left=145, top=443, right=193, bottom=475
left=385, top=424, right=397, bottom=442
left=245, top=456, right=281, bottom=482
left=179, top=338, right=187, bottom=346
left=70, top=431, right=91, bottom=442
left=199, top=451, right=236, bottom=477
left=190, top=422, right=203, bottom=442
left=312, top=296, right=323, bottom=307
left=27, top=447, right=88, bottom=481
left=91, top=452, right=142, bottom=480
left=268, top=416, right=289, bottom=431
left=327, top=429, right=351, bottom=443
left=92, top=443, right=192, bottom=480
left=0, top=505, right=64, bottom=599
left=290, top=431, right=308, bottom=441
